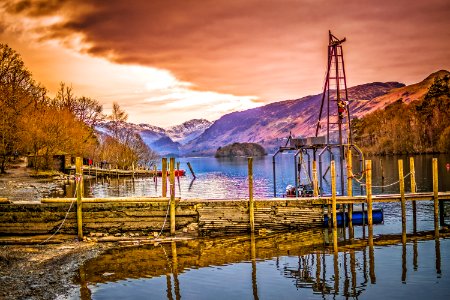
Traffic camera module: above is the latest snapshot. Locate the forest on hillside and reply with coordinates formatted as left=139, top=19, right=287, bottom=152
left=0, top=44, right=157, bottom=173
left=352, top=74, right=450, bottom=154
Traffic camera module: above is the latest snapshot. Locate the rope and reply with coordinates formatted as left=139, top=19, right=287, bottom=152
left=155, top=190, right=172, bottom=239
left=353, top=172, right=412, bottom=188
left=38, top=175, right=81, bottom=245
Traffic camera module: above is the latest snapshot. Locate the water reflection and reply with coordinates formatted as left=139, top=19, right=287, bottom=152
left=76, top=229, right=450, bottom=300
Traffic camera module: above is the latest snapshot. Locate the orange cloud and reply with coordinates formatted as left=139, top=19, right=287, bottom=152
left=1, top=0, right=449, bottom=125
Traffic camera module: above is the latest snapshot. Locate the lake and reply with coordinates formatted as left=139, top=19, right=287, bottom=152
left=59, top=153, right=450, bottom=200
left=70, top=153, right=450, bottom=299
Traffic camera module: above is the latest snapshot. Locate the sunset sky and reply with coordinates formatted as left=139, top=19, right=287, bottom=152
left=1, top=0, right=449, bottom=127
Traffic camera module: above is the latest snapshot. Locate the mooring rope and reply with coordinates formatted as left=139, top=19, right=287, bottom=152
left=353, top=171, right=412, bottom=188
left=38, top=175, right=81, bottom=245
left=155, top=184, right=173, bottom=239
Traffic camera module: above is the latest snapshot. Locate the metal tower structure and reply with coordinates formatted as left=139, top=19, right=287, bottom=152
left=315, top=31, right=353, bottom=196
left=316, top=31, right=352, bottom=145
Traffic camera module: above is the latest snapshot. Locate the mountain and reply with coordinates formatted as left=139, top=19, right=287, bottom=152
left=166, top=119, right=212, bottom=144
left=182, top=70, right=449, bottom=156
left=97, top=119, right=213, bottom=156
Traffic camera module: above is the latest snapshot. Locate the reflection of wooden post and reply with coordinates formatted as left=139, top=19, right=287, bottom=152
left=76, top=157, right=83, bottom=240
left=162, top=157, right=167, bottom=197
left=350, top=250, right=356, bottom=297
left=170, top=157, right=176, bottom=235
left=347, top=149, right=353, bottom=225
left=413, top=240, right=418, bottom=271
left=331, top=161, right=337, bottom=229
left=248, top=157, right=255, bottom=233
left=312, top=161, right=319, bottom=197
left=433, top=158, right=439, bottom=238
left=171, top=242, right=180, bottom=300
left=435, top=238, right=441, bottom=275
left=368, top=225, right=376, bottom=283
left=315, top=253, right=321, bottom=290
left=366, top=160, right=373, bottom=226
left=399, top=159, right=406, bottom=244
left=333, top=247, right=340, bottom=293
left=402, top=239, right=407, bottom=282
left=250, top=233, right=258, bottom=300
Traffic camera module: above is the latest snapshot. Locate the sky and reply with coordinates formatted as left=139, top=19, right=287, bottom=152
left=0, top=0, right=449, bottom=127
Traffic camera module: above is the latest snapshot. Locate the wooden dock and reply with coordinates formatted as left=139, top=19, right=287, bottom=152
left=64, top=166, right=186, bottom=177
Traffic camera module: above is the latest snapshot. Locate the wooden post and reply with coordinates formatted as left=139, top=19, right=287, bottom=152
left=248, top=157, right=255, bottom=233
left=162, top=157, right=167, bottom=197
left=331, top=161, right=337, bottom=229
left=187, top=162, right=196, bottom=179
left=366, top=160, right=373, bottom=226
left=410, top=157, right=417, bottom=233
left=347, top=149, right=353, bottom=224
left=433, top=158, right=439, bottom=238
left=312, top=160, right=319, bottom=197
left=169, top=157, right=176, bottom=235
left=176, top=162, right=180, bottom=177
left=410, top=157, right=416, bottom=193
left=132, top=162, right=135, bottom=181
left=76, top=157, right=83, bottom=240
left=399, top=159, right=406, bottom=243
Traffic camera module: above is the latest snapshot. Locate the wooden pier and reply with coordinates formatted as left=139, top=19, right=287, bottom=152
left=0, top=157, right=449, bottom=243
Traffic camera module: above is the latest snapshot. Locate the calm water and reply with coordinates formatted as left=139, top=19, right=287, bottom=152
left=71, top=153, right=450, bottom=299
left=75, top=230, right=450, bottom=300
left=59, top=153, right=450, bottom=200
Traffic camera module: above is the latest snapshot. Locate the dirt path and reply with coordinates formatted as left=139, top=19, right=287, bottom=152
left=0, top=158, right=65, bottom=202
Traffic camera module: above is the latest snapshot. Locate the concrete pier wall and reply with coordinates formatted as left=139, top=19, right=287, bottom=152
left=0, top=199, right=324, bottom=236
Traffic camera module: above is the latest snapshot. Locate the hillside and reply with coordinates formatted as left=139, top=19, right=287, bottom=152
left=182, top=82, right=405, bottom=155
left=182, top=71, right=448, bottom=155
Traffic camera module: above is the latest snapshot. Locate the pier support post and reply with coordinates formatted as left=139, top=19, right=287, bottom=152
left=366, top=160, right=373, bottom=226
left=347, top=149, right=353, bottom=225
left=331, top=161, right=337, bottom=229
left=187, top=162, right=196, bottom=179
left=399, top=159, right=406, bottom=243
left=170, top=157, right=176, bottom=235
left=312, top=160, right=319, bottom=197
left=162, top=157, right=167, bottom=198
left=410, top=157, right=417, bottom=233
left=433, top=158, right=439, bottom=238
left=248, top=157, right=255, bottom=233
left=76, top=157, right=83, bottom=240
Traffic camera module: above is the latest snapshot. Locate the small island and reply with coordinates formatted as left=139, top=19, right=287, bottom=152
left=215, top=142, right=267, bottom=157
